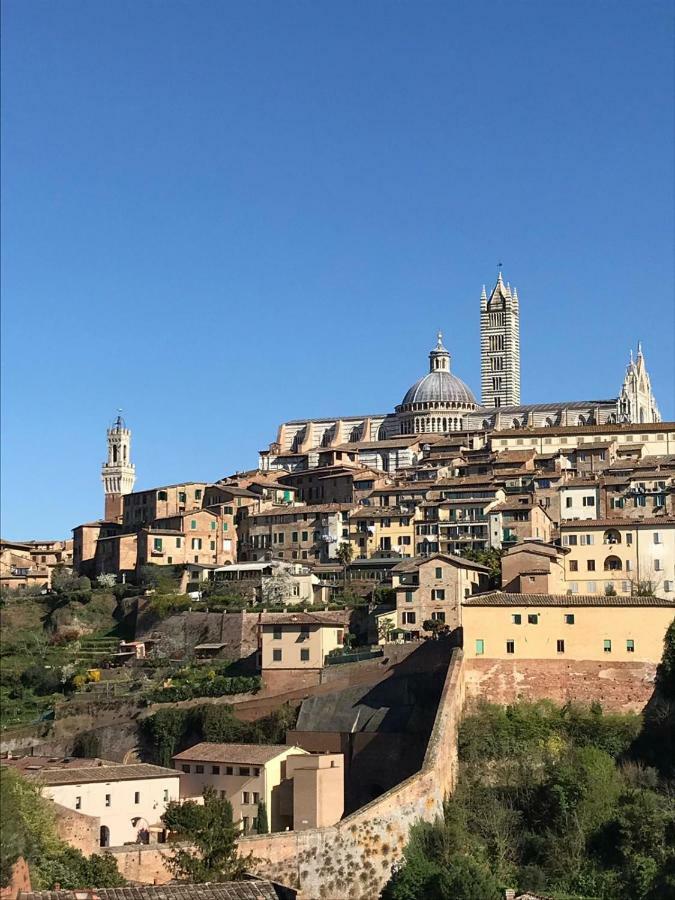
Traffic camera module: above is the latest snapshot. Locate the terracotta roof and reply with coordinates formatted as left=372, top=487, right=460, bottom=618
left=259, top=611, right=348, bottom=626
left=492, top=422, right=674, bottom=437
left=173, top=742, right=300, bottom=765
left=350, top=506, right=413, bottom=519
left=559, top=517, right=675, bottom=529
left=494, top=450, right=537, bottom=463
left=19, top=883, right=282, bottom=900
left=27, top=763, right=177, bottom=786
left=503, top=541, right=567, bottom=558
left=463, top=591, right=675, bottom=607
left=391, top=552, right=489, bottom=573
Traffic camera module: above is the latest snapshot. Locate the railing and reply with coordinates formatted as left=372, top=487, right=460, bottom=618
left=325, top=647, right=384, bottom=666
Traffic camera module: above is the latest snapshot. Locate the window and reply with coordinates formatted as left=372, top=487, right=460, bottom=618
left=300, top=648, right=310, bottom=661
left=226, top=766, right=234, bottom=775
left=655, top=559, right=662, bottom=572
left=405, top=591, right=413, bottom=602
left=190, top=520, right=197, bottom=530
left=105, top=794, right=111, bottom=807
left=665, top=581, right=673, bottom=593
left=403, top=612, right=416, bottom=625
left=435, top=567, right=443, bottom=579
left=210, top=541, right=215, bottom=551
left=587, top=560, right=596, bottom=571
left=242, top=817, right=249, bottom=833
left=567, top=535, right=578, bottom=546
left=654, top=532, right=662, bottom=544
left=253, top=767, right=260, bottom=776
left=135, top=792, right=140, bottom=804
left=176, top=537, right=182, bottom=548
left=569, top=582, right=579, bottom=593
left=527, top=614, right=539, bottom=624
left=191, top=538, right=202, bottom=550
left=431, top=611, right=446, bottom=622
left=564, top=614, right=575, bottom=625
left=603, top=639, right=612, bottom=653
left=506, top=640, right=515, bottom=654
left=196, top=765, right=204, bottom=774
left=252, top=792, right=259, bottom=804
left=582, top=496, right=595, bottom=507
left=302, top=531, right=308, bottom=541
left=556, top=640, right=565, bottom=653
left=475, top=639, right=484, bottom=655
left=565, top=497, right=573, bottom=508
left=75, top=796, right=81, bottom=809
left=153, top=538, right=163, bottom=551
left=242, top=792, right=250, bottom=804
left=273, top=627, right=282, bottom=640
left=239, top=767, right=250, bottom=776
left=179, top=492, right=187, bottom=503
left=512, top=614, right=522, bottom=625
left=569, top=560, right=578, bottom=572
left=182, top=764, right=191, bottom=773
left=432, top=589, right=445, bottom=601
left=210, top=521, right=216, bottom=530
left=195, top=488, right=202, bottom=500
left=164, top=789, right=169, bottom=802
left=272, top=648, right=282, bottom=662
left=212, top=765, right=220, bottom=775
left=587, top=581, right=596, bottom=593
left=292, top=532, right=298, bottom=542
left=626, top=533, right=633, bottom=545
left=158, top=490, right=168, bottom=501
left=626, top=639, right=635, bottom=653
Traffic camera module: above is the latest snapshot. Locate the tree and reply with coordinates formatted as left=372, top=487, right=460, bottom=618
left=161, top=787, right=247, bottom=882
left=256, top=801, right=269, bottom=834
left=657, top=618, right=675, bottom=698
left=377, top=617, right=395, bottom=643
left=260, top=571, right=294, bottom=606
left=0, top=768, right=124, bottom=890
left=423, top=619, right=442, bottom=639
left=336, top=542, right=354, bottom=588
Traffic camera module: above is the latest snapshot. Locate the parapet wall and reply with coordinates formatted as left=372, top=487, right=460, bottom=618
left=236, top=648, right=466, bottom=900
left=464, top=658, right=657, bottom=712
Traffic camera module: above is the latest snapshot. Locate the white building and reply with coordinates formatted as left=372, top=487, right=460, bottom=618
left=560, top=482, right=601, bottom=521
left=33, top=763, right=180, bottom=848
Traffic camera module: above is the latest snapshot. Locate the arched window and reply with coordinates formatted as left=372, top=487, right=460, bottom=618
left=604, top=555, right=623, bottom=572
left=377, top=425, right=387, bottom=441
left=512, top=419, right=521, bottom=429
left=482, top=419, right=491, bottom=430
left=349, top=426, right=361, bottom=443
left=603, top=529, right=621, bottom=545
left=442, top=418, right=447, bottom=432
left=577, top=415, right=586, bottom=426
left=112, top=445, right=118, bottom=463
left=545, top=417, right=555, bottom=427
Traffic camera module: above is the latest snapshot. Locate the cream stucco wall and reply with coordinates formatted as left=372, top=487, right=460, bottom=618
left=42, top=775, right=180, bottom=848
left=463, top=603, right=675, bottom=663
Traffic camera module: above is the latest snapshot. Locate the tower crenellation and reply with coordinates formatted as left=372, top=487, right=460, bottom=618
left=101, top=414, right=136, bottom=522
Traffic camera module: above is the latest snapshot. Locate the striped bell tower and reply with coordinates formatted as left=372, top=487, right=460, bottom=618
left=480, top=270, right=521, bottom=408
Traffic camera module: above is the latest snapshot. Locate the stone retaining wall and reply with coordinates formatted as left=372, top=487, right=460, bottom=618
left=464, top=658, right=657, bottom=711
left=236, top=647, right=465, bottom=900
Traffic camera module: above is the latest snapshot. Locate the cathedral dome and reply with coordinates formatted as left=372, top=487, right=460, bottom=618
left=401, top=370, right=477, bottom=407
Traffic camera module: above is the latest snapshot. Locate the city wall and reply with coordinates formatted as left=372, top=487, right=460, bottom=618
left=464, top=658, right=657, bottom=712
left=235, top=647, right=466, bottom=900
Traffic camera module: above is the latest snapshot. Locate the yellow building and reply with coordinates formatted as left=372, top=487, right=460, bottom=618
left=257, top=611, right=350, bottom=687
left=349, top=506, right=417, bottom=559
left=560, top=517, right=675, bottom=597
left=173, top=742, right=307, bottom=833
left=463, top=592, right=675, bottom=662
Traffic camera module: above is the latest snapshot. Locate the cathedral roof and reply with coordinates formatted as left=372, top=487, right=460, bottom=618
left=401, top=370, right=477, bottom=407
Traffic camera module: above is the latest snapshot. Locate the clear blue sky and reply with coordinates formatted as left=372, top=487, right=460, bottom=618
left=2, top=0, right=674, bottom=539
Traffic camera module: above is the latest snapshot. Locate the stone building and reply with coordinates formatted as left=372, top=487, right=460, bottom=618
left=261, top=272, right=663, bottom=473
left=101, top=415, right=136, bottom=523
left=391, top=552, right=489, bottom=636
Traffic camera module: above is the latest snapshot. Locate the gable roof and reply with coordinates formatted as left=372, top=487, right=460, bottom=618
left=172, top=742, right=300, bottom=765
left=19, top=883, right=283, bottom=900
left=463, top=591, right=675, bottom=608
left=391, top=552, right=489, bottom=573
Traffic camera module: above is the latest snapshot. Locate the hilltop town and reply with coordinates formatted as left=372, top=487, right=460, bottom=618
left=2, top=275, right=674, bottom=900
